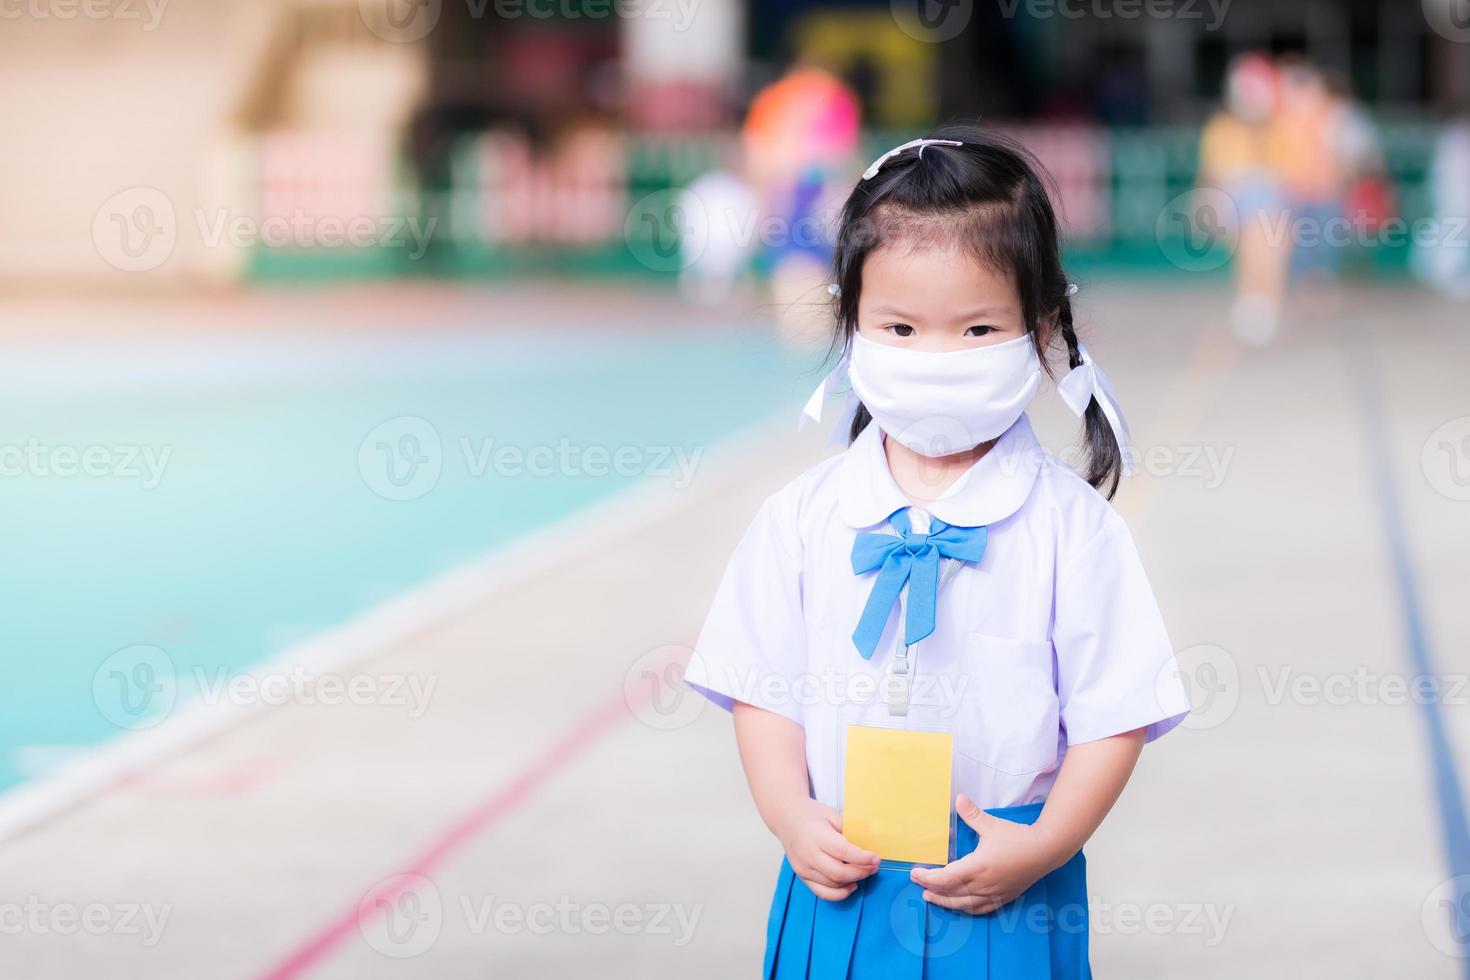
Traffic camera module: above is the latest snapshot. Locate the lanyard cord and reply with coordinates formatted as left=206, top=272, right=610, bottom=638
left=890, top=556, right=961, bottom=715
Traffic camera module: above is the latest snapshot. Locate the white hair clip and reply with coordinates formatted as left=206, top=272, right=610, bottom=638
left=827, top=282, right=841, bottom=297
left=861, top=138, right=964, bottom=180
left=1066, top=282, right=1079, bottom=296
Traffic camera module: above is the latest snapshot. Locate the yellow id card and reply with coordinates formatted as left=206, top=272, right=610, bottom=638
left=841, top=724, right=953, bottom=865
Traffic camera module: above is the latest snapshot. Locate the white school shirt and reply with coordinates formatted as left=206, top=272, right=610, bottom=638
left=685, top=415, right=1191, bottom=810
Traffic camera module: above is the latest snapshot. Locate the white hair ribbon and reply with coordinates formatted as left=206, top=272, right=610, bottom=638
left=1056, top=342, right=1136, bottom=476
left=800, top=346, right=861, bottom=447
left=861, top=138, right=964, bottom=180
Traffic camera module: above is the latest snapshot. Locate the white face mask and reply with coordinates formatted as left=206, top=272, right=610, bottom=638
left=847, top=333, right=1042, bottom=457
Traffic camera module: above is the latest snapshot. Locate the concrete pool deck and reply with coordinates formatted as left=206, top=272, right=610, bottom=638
left=0, top=281, right=1466, bottom=979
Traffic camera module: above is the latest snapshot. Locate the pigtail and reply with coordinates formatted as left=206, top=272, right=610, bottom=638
left=1055, top=297, right=1124, bottom=500
left=830, top=202, right=876, bottom=445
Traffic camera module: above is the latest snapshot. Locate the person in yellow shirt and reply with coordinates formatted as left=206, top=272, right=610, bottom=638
left=1198, top=52, right=1289, bottom=345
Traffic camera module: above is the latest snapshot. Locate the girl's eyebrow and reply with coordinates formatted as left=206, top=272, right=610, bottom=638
left=953, top=306, right=1014, bottom=320
left=868, top=305, right=917, bottom=319
left=867, top=304, right=1017, bottom=320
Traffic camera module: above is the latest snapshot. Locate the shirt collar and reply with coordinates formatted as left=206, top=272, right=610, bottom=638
left=837, top=415, right=1045, bottom=529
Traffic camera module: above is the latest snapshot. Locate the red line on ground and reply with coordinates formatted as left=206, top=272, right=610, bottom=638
left=255, top=681, right=652, bottom=980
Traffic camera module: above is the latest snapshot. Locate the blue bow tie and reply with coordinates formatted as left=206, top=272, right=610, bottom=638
left=849, top=508, right=988, bottom=659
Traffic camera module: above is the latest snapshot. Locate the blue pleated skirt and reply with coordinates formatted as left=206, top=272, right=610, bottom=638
left=763, top=802, right=1090, bottom=980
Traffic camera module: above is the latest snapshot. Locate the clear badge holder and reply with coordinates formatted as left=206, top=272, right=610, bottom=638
left=835, top=646, right=959, bottom=872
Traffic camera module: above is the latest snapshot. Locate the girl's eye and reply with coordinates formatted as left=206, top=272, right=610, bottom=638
left=887, top=324, right=915, bottom=337
left=965, top=325, right=997, bottom=337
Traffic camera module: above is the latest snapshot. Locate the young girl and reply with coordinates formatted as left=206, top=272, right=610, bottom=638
left=684, top=125, right=1191, bottom=979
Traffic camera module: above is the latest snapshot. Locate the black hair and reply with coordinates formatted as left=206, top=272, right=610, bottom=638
left=830, top=122, right=1123, bottom=499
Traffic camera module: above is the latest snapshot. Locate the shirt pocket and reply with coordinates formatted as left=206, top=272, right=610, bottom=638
left=953, top=633, right=1060, bottom=777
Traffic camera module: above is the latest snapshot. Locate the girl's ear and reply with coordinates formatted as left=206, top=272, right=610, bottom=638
left=1037, top=308, right=1060, bottom=353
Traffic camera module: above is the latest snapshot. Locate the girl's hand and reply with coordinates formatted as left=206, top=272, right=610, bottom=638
left=909, top=794, right=1061, bottom=914
left=774, top=798, right=881, bottom=902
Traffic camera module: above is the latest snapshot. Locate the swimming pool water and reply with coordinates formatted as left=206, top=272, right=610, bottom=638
left=0, top=324, right=813, bottom=793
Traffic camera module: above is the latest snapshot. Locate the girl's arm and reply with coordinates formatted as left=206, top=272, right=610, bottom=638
left=733, top=701, right=880, bottom=901
left=910, top=727, right=1145, bottom=913
left=1031, top=727, right=1146, bottom=860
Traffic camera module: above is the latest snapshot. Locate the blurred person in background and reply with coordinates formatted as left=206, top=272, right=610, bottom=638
left=1198, top=52, right=1287, bottom=345
left=740, top=66, right=862, bottom=350
left=678, top=149, right=761, bottom=309
left=1328, top=69, right=1395, bottom=283
left=1412, top=104, right=1470, bottom=300
left=1267, top=57, right=1350, bottom=298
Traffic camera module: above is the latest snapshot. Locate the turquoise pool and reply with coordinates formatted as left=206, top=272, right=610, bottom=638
left=0, top=324, right=811, bottom=793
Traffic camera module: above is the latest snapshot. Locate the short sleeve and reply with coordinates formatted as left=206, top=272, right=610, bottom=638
left=683, top=495, right=807, bottom=726
left=1054, top=516, right=1190, bottom=745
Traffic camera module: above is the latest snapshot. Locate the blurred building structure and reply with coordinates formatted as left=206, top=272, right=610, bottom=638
left=0, top=0, right=1467, bottom=286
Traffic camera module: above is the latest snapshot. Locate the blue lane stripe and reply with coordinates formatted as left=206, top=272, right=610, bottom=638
left=1351, top=337, right=1470, bottom=973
